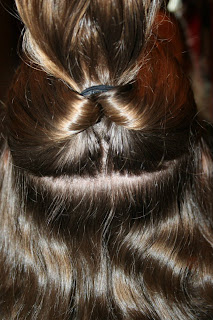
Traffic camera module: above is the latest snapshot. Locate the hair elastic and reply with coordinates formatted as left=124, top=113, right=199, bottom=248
left=81, top=85, right=114, bottom=97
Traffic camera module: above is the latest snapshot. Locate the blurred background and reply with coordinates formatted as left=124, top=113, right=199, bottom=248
left=0, top=0, right=213, bottom=123
left=0, top=0, right=20, bottom=102
left=167, top=0, right=213, bottom=123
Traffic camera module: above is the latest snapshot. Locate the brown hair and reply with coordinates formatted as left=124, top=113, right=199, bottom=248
left=0, top=0, right=213, bottom=319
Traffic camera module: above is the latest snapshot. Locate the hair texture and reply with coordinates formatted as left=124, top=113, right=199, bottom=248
left=0, top=0, right=213, bottom=319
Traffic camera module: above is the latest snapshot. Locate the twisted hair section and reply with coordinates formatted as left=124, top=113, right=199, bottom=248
left=7, top=39, right=196, bottom=175
left=0, top=0, right=213, bottom=319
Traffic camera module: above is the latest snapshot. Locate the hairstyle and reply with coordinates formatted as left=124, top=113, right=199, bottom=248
left=0, top=0, right=213, bottom=319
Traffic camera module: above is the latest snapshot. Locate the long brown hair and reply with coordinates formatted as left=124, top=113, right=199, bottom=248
left=0, top=0, right=213, bottom=319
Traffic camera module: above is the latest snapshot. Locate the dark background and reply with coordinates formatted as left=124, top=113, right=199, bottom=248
left=0, top=0, right=21, bottom=101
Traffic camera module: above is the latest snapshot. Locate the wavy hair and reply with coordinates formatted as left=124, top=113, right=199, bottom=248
left=0, top=0, right=213, bottom=319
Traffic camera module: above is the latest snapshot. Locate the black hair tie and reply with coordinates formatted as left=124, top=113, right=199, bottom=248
left=81, top=85, right=114, bottom=97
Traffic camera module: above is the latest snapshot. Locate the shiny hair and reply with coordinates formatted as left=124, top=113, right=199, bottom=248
left=0, top=0, right=213, bottom=319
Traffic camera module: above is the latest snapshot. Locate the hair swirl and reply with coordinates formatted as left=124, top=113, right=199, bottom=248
left=0, top=0, right=213, bottom=319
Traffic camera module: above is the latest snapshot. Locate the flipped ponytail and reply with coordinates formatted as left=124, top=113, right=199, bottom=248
left=7, top=0, right=195, bottom=175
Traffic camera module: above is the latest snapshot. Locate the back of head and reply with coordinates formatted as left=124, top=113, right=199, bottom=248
left=0, top=1, right=213, bottom=319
